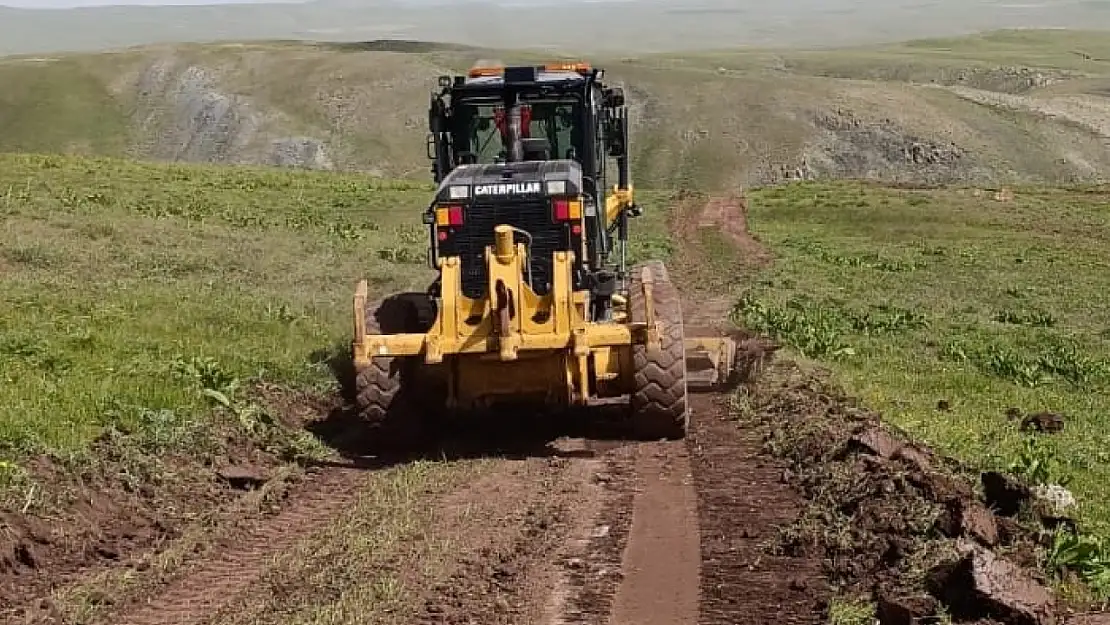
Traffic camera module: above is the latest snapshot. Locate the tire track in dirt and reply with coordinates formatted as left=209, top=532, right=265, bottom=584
left=608, top=442, right=700, bottom=625
left=402, top=437, right=638, bottom=625
left=109, top=464, right=370, bottom=625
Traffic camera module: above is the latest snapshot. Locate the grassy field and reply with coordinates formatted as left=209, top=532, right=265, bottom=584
left=0, top=152, right=674, bottom=471
left=0, top=153, right=423, bottom=462
left=736, top=180, right=1110, bottom=539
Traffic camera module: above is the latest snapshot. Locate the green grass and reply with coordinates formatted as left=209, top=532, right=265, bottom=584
left=738, top=180, right=1110, bottom=537
left=0, top=59, right=130, bottom=155
left=0, top=152, right=672, bottom=469
left=0, top=153, right=434, bottom=461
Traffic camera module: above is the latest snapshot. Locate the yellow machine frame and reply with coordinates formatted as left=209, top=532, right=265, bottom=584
left=352, top=225, right=737, bottom=411
left=354, top=226, right=663, bottom=409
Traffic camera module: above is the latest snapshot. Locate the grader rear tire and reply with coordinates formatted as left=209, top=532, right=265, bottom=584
left=628, top=260, right=690, bottom=440
left=353, top=293, right=437, bottom=438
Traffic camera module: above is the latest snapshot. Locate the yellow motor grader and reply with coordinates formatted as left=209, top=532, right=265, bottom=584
left=350, top=61, right=740, bottom=440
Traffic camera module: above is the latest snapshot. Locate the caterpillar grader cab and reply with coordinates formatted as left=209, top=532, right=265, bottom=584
left=349, top=61, right=740, bottom=440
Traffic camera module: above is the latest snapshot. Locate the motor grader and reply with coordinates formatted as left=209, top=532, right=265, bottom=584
left=349, top=61, right=739, bottom=440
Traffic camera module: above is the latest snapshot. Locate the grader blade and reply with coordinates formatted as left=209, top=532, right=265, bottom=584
left=683, top=335, right=739, bottom=391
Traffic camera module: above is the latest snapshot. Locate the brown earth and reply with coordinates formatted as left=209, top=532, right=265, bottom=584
left=1, top=193, right=1100, bottom=625
left=696, top=193, right=773, bottom=267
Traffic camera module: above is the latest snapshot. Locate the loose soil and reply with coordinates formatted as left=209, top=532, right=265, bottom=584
left=689, top=390, right=828, bottom=624
left=3, top=193, right=1101, bottom=625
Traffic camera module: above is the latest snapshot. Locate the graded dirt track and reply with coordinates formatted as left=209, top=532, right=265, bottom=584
left=11, top=194, right=836, bottom=625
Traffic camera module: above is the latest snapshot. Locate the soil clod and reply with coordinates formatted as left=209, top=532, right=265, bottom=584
left=1021, top=412, right=1066, bottom=434
left=928, top=543, right=1056, bottom=625
left=983, top=471, right=1033, bottom=517
left=876, top=593, right=940, bottom=625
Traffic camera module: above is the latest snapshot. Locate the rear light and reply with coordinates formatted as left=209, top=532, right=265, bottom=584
left=435, top=204, right=464, bottom=226
left=552, top=198, right=582, bottom=222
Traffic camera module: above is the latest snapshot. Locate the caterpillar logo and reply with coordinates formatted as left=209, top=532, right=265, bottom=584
left=473, top=182, right=542, bottom=196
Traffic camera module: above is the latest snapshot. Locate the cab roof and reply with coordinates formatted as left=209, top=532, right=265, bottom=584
left=458, top=61, right=596, bottom=88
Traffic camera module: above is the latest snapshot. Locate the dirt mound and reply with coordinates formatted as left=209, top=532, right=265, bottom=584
left=0, top=384, right=337, bottom=622
left=731, top=353, right=1101, bottom=624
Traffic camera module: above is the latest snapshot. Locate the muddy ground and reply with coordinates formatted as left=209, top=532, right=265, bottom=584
left=2, top=195, right=1105, bottom=625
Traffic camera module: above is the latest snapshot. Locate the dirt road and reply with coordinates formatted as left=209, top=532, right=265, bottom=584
left=8, top=194, right=833, bottom=625
left=97, top=403, right=823, bottom=625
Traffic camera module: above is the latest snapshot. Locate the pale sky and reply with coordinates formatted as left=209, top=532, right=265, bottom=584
left=2, top=0, right=308, bottom=6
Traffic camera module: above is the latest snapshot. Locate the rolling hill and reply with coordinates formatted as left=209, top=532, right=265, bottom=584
left=1, top=29, right=1109, bottom=190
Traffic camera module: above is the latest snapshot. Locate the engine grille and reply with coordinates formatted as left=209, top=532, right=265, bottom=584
left=452, top=197, right=565, bottom=299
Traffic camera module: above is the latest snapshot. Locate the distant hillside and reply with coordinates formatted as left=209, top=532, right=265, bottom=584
left=1, top=29, right=1109, bottom=190
left=2, top=0, right=1110, bottom=56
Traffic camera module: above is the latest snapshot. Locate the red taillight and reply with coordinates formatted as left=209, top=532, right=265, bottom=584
left=553, top=199, right=570, bottom=221
left=571, top=224, right=582, bottom=235
left=435, top=204, right=464, bottom=229
left=437, top=230, right=448, bottom=241
left=552, top=197, right=581, bottom=222
left=448, top=204, right=463, bottom=226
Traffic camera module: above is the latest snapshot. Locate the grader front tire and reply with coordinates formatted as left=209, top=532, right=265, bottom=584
left=352, top=293, right=434, bottom=436
left=628, top=261, right=690, bottom=440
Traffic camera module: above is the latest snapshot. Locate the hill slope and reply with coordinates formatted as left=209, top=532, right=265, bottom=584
left=2, top=30, right=1109, bottom=189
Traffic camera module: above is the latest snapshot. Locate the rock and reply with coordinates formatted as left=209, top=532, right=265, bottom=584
left=936, top=500, right=1000, bottom=546
left=216, top=465, right=266, bottom=490
left=1033, top=484, right=1077, bottom=516
left=982, top=471, right=1031, bottom=516
left=928, top=544, right=1055, bottom=625
left=1021, top=412, right=1065, bottom=434
left=876, top=593, right=939, bottom=625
